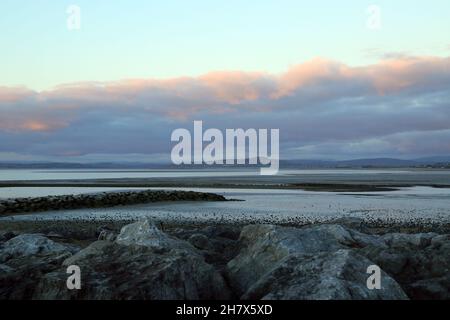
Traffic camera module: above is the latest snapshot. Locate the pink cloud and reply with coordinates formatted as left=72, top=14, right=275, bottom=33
left=199, top=71, right=274, bottom=104
left=1, top=55, right=449, bottom=134
left=0, top=86, right=35, bottom=103
left=365, top=56, right=450, bottom=94
left=0, top=117, right=68, bottom=132
left=273, top=58, right=355, bottom=98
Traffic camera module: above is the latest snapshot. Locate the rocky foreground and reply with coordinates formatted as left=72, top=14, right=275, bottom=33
left=0, top=219, right=449, bottom=300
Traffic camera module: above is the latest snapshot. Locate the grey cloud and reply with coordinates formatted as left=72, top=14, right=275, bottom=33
left=0, top=56, right=450, bottom=161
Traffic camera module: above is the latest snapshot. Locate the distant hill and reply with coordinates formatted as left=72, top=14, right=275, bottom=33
left=0, top=157, right=449, bottom=169
left=282, top=157, right=450, bottom=168
left=413, top=156, right=450, bottom=164
left=0, top=162, right=171, bottom=169
left=333, top=158, right=418, bottom=167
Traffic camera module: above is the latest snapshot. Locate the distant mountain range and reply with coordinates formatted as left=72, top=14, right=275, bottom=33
left=281, top=157, right=450, bottom=168
left=1, top=156, right=450, bottom=169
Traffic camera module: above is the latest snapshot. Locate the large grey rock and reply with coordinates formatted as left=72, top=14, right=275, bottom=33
left=242, top=249, right=408, bottom=300
left=63, top=241, right=114, bottom=267
left=0, top=234, right=78, bottom=299
left=0, top=234, right=77, bottom=263
left=115, top=219, right=196, bottom=252
left=30, top=221, right=232, bottom=300
left=382, top=233, right=438, bottom=249
left=360, top=232, right=450, bottom=299
left=227, top=224, right=385, bottom=295
left=34, top=241, right=232, bottom=300
left=0, top=250, right=73, bottom=299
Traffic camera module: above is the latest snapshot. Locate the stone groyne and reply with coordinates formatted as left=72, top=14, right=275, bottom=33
left=0, top=190, right=227, bottom=215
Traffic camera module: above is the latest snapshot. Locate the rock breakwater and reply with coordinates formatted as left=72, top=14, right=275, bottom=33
left=0, top=190, right=227, bottom=215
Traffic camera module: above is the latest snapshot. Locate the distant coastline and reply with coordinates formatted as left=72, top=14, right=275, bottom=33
left=1, top=156, right=450, bottom=170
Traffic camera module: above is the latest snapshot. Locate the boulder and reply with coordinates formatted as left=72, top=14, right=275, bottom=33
left=361, top=232, right=450, bottom=299
left=382, top=233, right=438, bottom=249
left=0, top=234, right=78, bottom=263
left=227, top=224, right=385, bottom=295
left=242, top=249, right=408, bottom=300
left=115, top=219, right=196, bottom=252
left=0, top=234, right=79, bottom=299
left=63, top=241, right=114, bottom=267
left=30, top=221, right=232, bottom=300
left=35, top=241, right=232, bottom=300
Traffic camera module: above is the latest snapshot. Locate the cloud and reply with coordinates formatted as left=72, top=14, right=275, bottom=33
left=1, top=55, right=450, bottom=161
left=0, top=86, right=35, bottom=103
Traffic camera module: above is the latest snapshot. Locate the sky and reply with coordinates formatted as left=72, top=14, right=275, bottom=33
left=0, top=0, right=450, bottom=162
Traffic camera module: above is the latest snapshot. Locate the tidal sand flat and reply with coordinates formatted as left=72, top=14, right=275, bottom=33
left=2, top=187, right=449, bottom=229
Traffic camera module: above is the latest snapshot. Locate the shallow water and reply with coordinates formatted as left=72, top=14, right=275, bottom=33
left=2, top=186, right=449, bottom=224
left=0, top=187, right=147, bottom=199
left=0, top=169, right=258, bottom=181
left=1, top=168, right=450, bottom=184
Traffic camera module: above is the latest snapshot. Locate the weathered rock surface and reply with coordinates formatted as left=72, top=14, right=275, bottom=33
left=35, top=243, right=232, bottom=300
left=172, top=225, right=240, bottom=269
left=242, top=249, right=408, bottom=300
left=360, top=232, right=450, bottom=299
left=62, top=240, right=113, bottom=267
left=0, top=220, right=448, bottom=300
left=226, top=224, right=386, bottom=296
left=27, top=220, right=230, bottom=300
left=0, top=234, right=76, bottom=299
left=0, top=234, right=78, bottom=263
left=115, top=219, right=197, bottom=253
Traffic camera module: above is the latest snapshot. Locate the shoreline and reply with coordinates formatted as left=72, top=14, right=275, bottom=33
left=1, top=180, right=450, bottom=192
left=1, top=186, right=449, bottom=229
left=2, top=217, right=450, bottom=245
